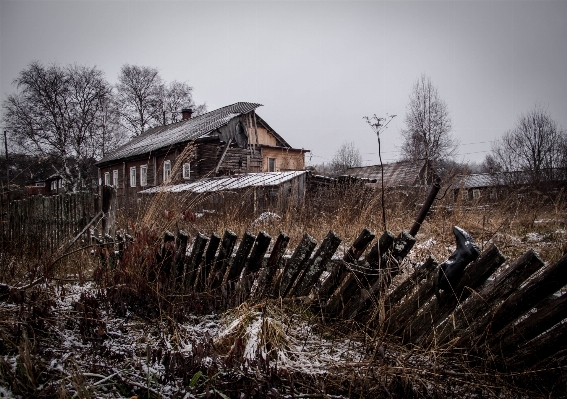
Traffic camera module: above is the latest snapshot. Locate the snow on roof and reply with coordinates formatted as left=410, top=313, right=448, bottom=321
left=344, top=161, right=430, bottom=187
left=139, top=171, right=306, bottom=194
left=98, top=102, right=262, bottom=164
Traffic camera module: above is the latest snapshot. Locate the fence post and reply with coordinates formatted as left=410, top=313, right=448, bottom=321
left=275, top=233, right=317, bottom=298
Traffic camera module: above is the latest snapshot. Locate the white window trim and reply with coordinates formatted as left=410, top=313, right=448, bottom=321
left=462, top=190, right=468, bottom=200
left=163, top=160, right=172, bottom=182
left=104, top=172, right=110, bottom=186
left=51, top=180, right=57, bottom=190
left=113, top=170, right=119, bottom=187
left=183, top=163, right=190, bottom=180
left=130, top=166, right=137, bottom=187
left=140, top=165, right=148, bottom=187
left=472, top=189, right=481, bottom=199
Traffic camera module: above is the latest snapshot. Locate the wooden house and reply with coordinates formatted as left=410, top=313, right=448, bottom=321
left=96, top=102, right=308, bottom=205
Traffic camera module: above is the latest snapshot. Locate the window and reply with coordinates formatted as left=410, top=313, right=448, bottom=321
left=163, top=160, right=171, bottom=182
left=51, top=180, right=57, bottom=191
left=489, top=189, right=497, bottom=200
left=140, top=165, right=148, bottom=187
left=268, top=158, right=276, bottom=172
left=113, top=170, right=118, bottom=187
left=58, top=179, right=62, bottom=188
left=35, top=182, right=45, bottom=187
left=462, top=190, right=468, bottom=201
left=104, top=172, right=110, bottom=186
left=472, top=189, right=481, bottom=199
left=183, top=163, right=190, bottom=180
left=130, top=167, right=136, bottom=187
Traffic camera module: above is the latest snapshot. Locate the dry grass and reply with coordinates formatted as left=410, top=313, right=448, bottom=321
left=0, top=182, right=566, bottom=397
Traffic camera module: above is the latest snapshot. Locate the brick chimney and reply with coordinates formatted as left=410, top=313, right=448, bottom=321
left=181, top=108, right=193, bottom=120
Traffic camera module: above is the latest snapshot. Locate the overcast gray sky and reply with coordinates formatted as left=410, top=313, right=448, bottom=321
left=1, top=0, right=566, bottom=166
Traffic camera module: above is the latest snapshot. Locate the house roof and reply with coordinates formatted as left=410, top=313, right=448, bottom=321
left=98, top=102, right=265, bottom=165
left=139, top=171, right=306, bottom=194
left=343, top=161, right=433, bottom=187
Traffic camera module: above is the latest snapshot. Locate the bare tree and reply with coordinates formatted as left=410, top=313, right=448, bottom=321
left=331, top=141, right=363, bottom=173
left=488, top=105, right=567, bottom=183
left=2, top=61, right=117, bottom=190
left=400, top=74, right=456, bottom=162
left=116, top=65, right=207, bottom=136
left=116, top=64, right=164, bottom=136
left=161, top=81, right=207, bottom=124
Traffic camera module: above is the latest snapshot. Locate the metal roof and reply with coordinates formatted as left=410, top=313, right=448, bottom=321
left=139, top=171, right=306, bottom=194
left=344, top=161, right=430, bottom=187
left=98, top=102, right=262, bottom=164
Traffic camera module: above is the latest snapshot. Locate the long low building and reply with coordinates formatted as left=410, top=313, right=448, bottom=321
left=140, top=171, right=307, bottom=212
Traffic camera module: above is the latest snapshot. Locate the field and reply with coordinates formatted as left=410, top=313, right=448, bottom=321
left=0, top=183, right=566, bottom=398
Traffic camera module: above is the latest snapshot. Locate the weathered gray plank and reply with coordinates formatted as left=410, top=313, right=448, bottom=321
left=480, top=252, right=567, bottom=339
left=188, top=233, right=210, bottom=289
left=256, top=232, right=290, bottom=298
left=224, top=231, right=256, bottom=284
left=491, top=292, right=567, bottom=358
left=197, top=232, right=220, bottom=291
left=291, top=230, right=342, bottom=297
left=276, top=233, right=317, bottom=298
left=318, top=228, right=375, bottom=299
left=340, top=230, right=396, bottom=320
left=385, top=256, right=439, bottom=335
left=437, top=249, right=544, bottom=347
left=210, top=229, right=237, bottom=289
left=403, top=243, right=505, bottom=345
left=242, top=231, right=272, bottom=275
left=173, top=230, right=189, bottom=284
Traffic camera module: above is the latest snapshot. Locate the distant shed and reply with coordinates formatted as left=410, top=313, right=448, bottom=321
left=140, top=171, right=307, bottom=212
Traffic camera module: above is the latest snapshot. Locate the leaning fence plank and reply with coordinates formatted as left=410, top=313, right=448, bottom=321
left=210, top=229, right=237, bottom=289
left=257, top=232, right=290, bottom=298
left=187, top=233, right=210, bottom=289
left=477, top=252, right=567, bottom=340
left=403, top=243, right=505, bottom=345
left=340, top=231, right=396, bottom=320
left=196, top=232, right=220, bottom=291
left=291, top=230, right=342, bottom=297
left=436, top=249, right=544, bottom=347
left=507, top=321, right=567, bottom=369
left=224, top=231, right=256, bottom=284
left=242, top=231, right=272, bottom=276
left=276, top=233, right=317, bottom=298
left=385, top=256, right=439, bottom=335
left=491, top=292, right=567, bottom=358
left=160, top=231, right=176, bottom=278
left=318, top=228, right=375, bottom=299
left=173, top=230, right=189, bottom=284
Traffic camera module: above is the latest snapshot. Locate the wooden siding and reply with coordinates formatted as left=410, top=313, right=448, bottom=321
left=262, top=147, right=305, bottom=172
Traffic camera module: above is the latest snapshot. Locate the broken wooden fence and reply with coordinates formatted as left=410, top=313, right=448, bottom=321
left=4, top=186, right=117, bottom=254
left=100, top=226, right=567, bottom=370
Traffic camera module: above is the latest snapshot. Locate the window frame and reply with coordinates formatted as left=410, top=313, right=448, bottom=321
left=183, top=163, right=191, bottom=180
left=113, top=170, right=119, bottom=187
left=462, top=190, right=468, bottom=201
left=472, top=189, right=481, bottom=199
left=140, top=165, right=148, bottom=187
left=163, top=160, right=172, bottom=182
left=130, top=166, right=137, bottom=187
left=268, top=157, right=276, bottom=172
left=104, top=172, right=110, bottom=186
left=51, top=180, right=57, bottom=191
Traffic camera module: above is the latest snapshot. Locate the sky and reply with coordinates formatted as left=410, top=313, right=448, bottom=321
left=1, top=0, right=566, bottom=167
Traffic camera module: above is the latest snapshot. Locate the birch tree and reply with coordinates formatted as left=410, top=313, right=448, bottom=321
left=400, top=75, right=456, bottom=162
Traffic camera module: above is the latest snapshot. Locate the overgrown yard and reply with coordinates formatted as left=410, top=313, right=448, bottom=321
left=1, top=186, right=566, bottom=398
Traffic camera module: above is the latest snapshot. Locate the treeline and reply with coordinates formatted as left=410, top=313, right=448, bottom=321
left=2, top=62, right=206, bottom=191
